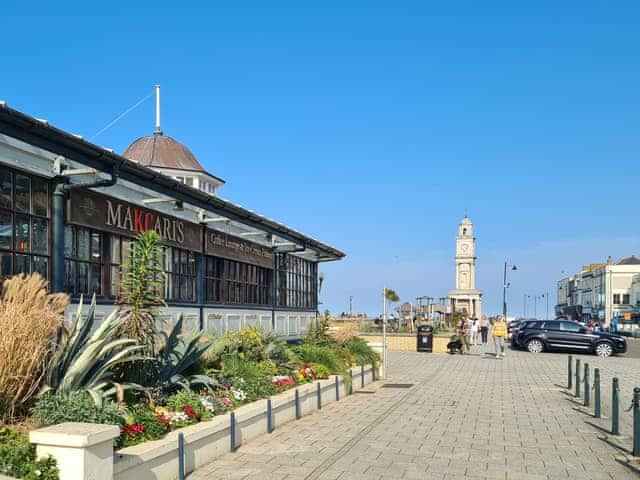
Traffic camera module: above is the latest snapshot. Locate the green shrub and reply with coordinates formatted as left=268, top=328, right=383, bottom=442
left=293, top=344, right=347, bottom=374
left=232, top=376, right=275, bottom=402
left=207, top=327, right=266, bottom=367
left=32, top=391, right=124, bottom=427
left=311, top=363, right=330, bottom=379
left=119, top=404, right=168, bottom=448
left=343, top=337, right=380, bottom=368
left=166, top=390, right=210, bottom=421
left=0, top=427, right=59, bottom=480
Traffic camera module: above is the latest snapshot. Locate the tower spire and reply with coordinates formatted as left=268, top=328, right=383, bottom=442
left=154, top=84, right=162, bottom=135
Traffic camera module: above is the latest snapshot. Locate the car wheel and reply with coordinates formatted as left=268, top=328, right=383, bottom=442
left=595, top=342, right=613, bottom=358
left=527, top=338, right=544, bottom=353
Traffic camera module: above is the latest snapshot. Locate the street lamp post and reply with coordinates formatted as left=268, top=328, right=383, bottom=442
left=502, top=262, right=518, bottom=320
left=382, top=287, right=388, bottom=379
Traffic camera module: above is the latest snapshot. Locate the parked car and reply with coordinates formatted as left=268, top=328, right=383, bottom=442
left=509, top=320, right=529, bottom=348
left=515, top=320, right=627, bottom=357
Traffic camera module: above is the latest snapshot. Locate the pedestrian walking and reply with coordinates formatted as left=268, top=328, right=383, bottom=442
left=492, top=315, right=508, bottom=358
left=456, top=316, right=470, bottom=353
left=471, top=318, right=479, bottom=346
left=462, top=315, right=473, bottom=352
left=479, top=315, right=489, bottom=350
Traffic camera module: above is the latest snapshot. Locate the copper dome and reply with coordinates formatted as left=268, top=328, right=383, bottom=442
left=123, top=133, right=206, bottom=172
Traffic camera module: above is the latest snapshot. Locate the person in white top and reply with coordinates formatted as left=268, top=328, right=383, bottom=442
left=471, top=318, right=479, bottom=346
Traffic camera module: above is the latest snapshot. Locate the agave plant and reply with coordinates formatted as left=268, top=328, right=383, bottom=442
left=148, top=315, right=216, bottom=395
left=42, top=296, right=147, bottom=406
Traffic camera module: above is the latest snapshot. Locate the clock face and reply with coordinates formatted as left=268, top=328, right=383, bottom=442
left=461, top=243, right=469, bottom=252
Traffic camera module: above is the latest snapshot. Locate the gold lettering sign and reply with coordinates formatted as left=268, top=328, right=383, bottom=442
left=205, top=230, right=274, bottom=269
left=68, top=190, right=201, bottom=252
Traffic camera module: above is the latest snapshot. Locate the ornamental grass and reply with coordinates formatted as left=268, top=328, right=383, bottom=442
left=0, top=274, right=68, bottom=422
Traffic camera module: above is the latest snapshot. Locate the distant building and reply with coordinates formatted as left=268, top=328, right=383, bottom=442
left=556, top=256, right=640, bottom=324
left=447, top=216, right=482, bottom=317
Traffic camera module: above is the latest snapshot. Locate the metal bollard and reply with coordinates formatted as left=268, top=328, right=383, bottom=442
left=568, top=355, right=573, bottom=390
left=361, top=365, right=365, bottom=388
left=295, top=389, right=301, bottom=420
left=317, top=382, right=322, bottom=410
left=178, top=432, right=185, bottom=480
left=594, top=368, right=601, bottom=419
left=612, top=378, right=620, bottom=435
left=230, top=412, right=237, bottom=452
left=372, top=365, right=376, bottom=382
left=267, top=399, right=273, bottom=434
left=575, top=358, right=581, bottom=397
left=335, top=376, right=340, bottom=401
left=633, top=387, right=640, bottom=457
left=584, top=363, right=590, bottom=407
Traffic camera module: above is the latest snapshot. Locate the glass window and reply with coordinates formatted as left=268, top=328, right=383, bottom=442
left=0, top=171, right=11, bottom=209
left=544, top=321, right=561, bottom=331
left=623, top=294, right=630, bottom=304
left=32, top=178, right=48, bottom=217
left=0, top=211, right=11, bottom=250
left=14, top=174, right=30, bottom=213
left=32, top=217, right=48, bottom=254
left=64, top=225, right=103, bottom=296
left=560, top=322, right=581, bottom=332
left=613, top=294, right=621, bottom=304
left=14, top=214, right=29, bottom=252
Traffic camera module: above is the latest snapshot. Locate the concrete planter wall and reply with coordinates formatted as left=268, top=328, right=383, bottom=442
left=28, top=365, right=376, bottom=480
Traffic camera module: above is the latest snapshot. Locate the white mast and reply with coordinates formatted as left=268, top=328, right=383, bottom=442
left=154, top=84, right=162, bottom=134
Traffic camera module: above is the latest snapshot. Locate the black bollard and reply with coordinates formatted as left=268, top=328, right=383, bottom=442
left=230, top=412, right=237, bottom=452
left=178, top=432, right=185, bottom=480
left=633, top=387, right=640, bottom=457
left=295, top=389, right=301, bottom=420
left=612, top=378, right=620, bottom=435
left=317, top=382, right=322, bottom=410
left=267, top=399, right=273, bottom=434
left=584, top=363, right=590, bottom=408
left=594, top=368, right=601, bottom=419
left=361, top=364, right=365, bottom=388
left=568, top=355, right=573, bottom=390
left=335, top=376, right=340, bottom=401
left=575, top=358, right=581, bottom=397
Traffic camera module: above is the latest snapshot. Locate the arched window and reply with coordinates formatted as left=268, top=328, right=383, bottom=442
left=463, top=228, right=467, bottom=235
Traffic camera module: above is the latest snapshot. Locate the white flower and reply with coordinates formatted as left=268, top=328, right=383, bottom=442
left=34, top=470, right=42, bottom=477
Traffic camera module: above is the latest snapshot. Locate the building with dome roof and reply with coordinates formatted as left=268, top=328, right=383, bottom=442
left=447, top=216, right=482, bottom=317
left=123, top=132, right=225, bottom=196
left=0, top=98, right=344, bottom=338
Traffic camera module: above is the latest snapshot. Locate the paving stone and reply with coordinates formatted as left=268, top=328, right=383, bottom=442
left=188, top=349, right=640, bottom=479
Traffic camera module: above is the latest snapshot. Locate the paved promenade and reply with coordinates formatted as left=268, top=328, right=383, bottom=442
left=190, top=348, right=640, bottom=479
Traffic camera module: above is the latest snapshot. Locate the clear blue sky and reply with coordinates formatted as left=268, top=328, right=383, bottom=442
left=3, top=1, right=639, bottom=317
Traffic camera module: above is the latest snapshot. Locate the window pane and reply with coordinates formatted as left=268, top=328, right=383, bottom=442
left=110, top=235, right=121, bottom=263
left=111, top=266, right=121, bottom=296
left=77, top=229, right=90, bottom=260
left=90, top=232, right=101, bottom=261
left=15, top=174, right=30, bottom=212
left=0, top=171, right=11, bottom=209
left=64, top=260, right=75, bottom=292
left=32, top=218, right=48, bottom=254
left=32, top=178, right=48, bottom=216
left=15, top=214, right=29, bottom=252
left=64, top=226, right=74, bottom=256
left=0, top=211, right=11, bottom=250
left=78, top=262, right=88, bottom=293
left=15, top=254, right=30, bottom=274
left=0, top=252, right=12, bottom=280
left=33, top=256, right=48, bottom=279
left=90, top=263, right=101, bottom=294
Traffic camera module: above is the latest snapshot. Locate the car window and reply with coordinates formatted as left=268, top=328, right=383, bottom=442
left=544, top=321, right=561, bottom=331
left=560, top=322, right=581, bottom=332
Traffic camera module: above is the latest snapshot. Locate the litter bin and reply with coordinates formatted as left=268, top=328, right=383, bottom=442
left=417, top=324, right=433, bottom=352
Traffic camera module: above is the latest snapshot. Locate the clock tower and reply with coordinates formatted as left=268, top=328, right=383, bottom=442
left=448, top=216, right=482, bottom=317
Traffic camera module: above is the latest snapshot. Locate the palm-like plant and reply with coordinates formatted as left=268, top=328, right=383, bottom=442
left=116, top=230, right=166, bottom=351
left=148, top=315, right=216, bottom=395
left=42, top=296, right=146, bottom=406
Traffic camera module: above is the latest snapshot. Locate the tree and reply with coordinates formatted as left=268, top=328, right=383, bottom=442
left=384, top=288, right=400, bottom=331
left=116, top=231, right=166, bottom=352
